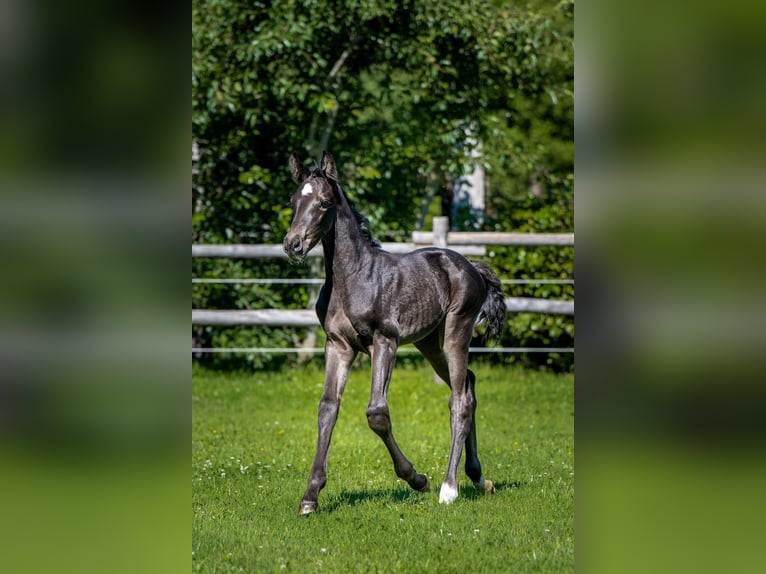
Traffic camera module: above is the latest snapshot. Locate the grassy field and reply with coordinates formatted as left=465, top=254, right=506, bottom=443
left=192, top=359, right=574, bottom=573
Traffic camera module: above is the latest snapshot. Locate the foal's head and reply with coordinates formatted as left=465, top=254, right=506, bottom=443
left=283, top=151, right=339, bottom=264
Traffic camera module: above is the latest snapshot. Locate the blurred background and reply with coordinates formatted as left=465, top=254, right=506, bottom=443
left=0, top=0, right=188, bottom=572
left=1, top=0, right=764, bottom=571
left=577, top=0, right=766, bottom=572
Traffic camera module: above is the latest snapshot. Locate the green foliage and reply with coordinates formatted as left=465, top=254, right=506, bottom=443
left=192, top=257, right=321, bottom=370
left=192, top=363, right=574, bottom=572
left=192, top=0, right=574, bottom=371
left=485, top=188, right=574, bottom=372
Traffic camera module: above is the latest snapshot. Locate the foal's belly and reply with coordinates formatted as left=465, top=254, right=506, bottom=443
left=323, top=298, right=444, bottom=351
left=397, top=303, right=445, bottom=344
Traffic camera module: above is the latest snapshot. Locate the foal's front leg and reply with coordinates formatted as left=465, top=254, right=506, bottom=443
left=299, top=340, right=356, bottom=515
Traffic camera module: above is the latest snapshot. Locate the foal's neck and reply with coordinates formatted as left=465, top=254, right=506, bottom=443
left=321, top=191, right=375, bottom=287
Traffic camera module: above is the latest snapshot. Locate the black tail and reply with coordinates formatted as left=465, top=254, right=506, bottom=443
left=471, top=260, right=506, bottom=344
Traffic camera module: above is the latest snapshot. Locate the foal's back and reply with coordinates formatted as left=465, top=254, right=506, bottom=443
left=331, top=246, right=487, bottom=346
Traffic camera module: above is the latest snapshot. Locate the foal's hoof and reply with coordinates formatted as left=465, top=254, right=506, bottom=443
left=299, top=500, right=318, bottom=516
left=473, top=477, right=496, bottom=495
left=411, top=473, right=430, bottom=492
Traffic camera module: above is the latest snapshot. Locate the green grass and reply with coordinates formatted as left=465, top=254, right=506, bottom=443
left=192, top=360, right=574, bottom=573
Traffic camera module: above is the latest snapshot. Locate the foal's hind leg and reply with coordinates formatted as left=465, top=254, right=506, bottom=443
left=415, top=324, right=494, bottom=504
left=464, top=369, right=496, bottom=495
left=367, top=333, right=430, bottom=493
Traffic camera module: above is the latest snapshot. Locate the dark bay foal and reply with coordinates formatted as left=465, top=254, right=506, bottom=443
left=284, top=151, right=506, bottom=515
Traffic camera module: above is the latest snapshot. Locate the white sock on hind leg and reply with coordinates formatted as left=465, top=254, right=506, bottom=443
left=439, top=482, right=458, bottom=504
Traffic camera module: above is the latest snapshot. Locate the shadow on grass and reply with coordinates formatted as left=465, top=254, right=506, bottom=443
left=320, top=479, right=525, bottom=513
left=458, top=479, right=524, bottom=499
left=321, top=486, right=416, bottom=513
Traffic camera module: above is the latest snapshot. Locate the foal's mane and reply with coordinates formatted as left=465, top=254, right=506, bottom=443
left=310, top=166, right=381, bottom=248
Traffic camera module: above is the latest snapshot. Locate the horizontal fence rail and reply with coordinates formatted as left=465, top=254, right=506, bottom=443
left=191, top=234, right=574, bottom=259
left=191, top=346, right=574, bottom=354
left=192, top=278, right=574, bottom=285
left=192, top=242, right=486, bottom=258
left=412, top=231, right=574, bottom=247
left=193, top=309, right=318, bottom=327
left=192, top=297, right=573, bottom=327
left=192, top=221, right=573, bottom=355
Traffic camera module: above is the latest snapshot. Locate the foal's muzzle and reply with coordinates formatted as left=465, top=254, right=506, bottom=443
left=283, top=234, right=306, bottom=263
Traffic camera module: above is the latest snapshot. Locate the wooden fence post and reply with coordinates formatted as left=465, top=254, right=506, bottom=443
left=432, top=216, right=449, bottom=248
left=432, top=215, right=449, bottom=384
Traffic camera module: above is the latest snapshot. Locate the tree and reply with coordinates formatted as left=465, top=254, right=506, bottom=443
left=192, top=0, right=574, bottom=370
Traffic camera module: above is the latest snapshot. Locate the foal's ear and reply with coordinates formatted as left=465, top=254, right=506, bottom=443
left=289, top=154, right=310, bottom=183
left=320, top=151, right=338, bottom=182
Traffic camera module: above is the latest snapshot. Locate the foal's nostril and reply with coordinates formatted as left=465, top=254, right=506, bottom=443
left=291, top=236, right=303, bottom=253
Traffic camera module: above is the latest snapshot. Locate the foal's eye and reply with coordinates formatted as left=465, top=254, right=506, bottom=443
left=319, top=199, right=333, bottom=209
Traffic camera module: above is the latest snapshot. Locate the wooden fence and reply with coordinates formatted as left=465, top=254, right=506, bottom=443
left=192, top=218, right=573, bottom=352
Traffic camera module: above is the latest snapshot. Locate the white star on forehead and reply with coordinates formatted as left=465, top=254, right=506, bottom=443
left=301, top=183, right=314, bottom=196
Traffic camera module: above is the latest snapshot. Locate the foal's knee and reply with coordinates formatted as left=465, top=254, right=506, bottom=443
left=449, top=387, right=476, bottom=417
left=366, top=405, right=390, bottom=435
left=317, top=396, right=340, bottom=426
